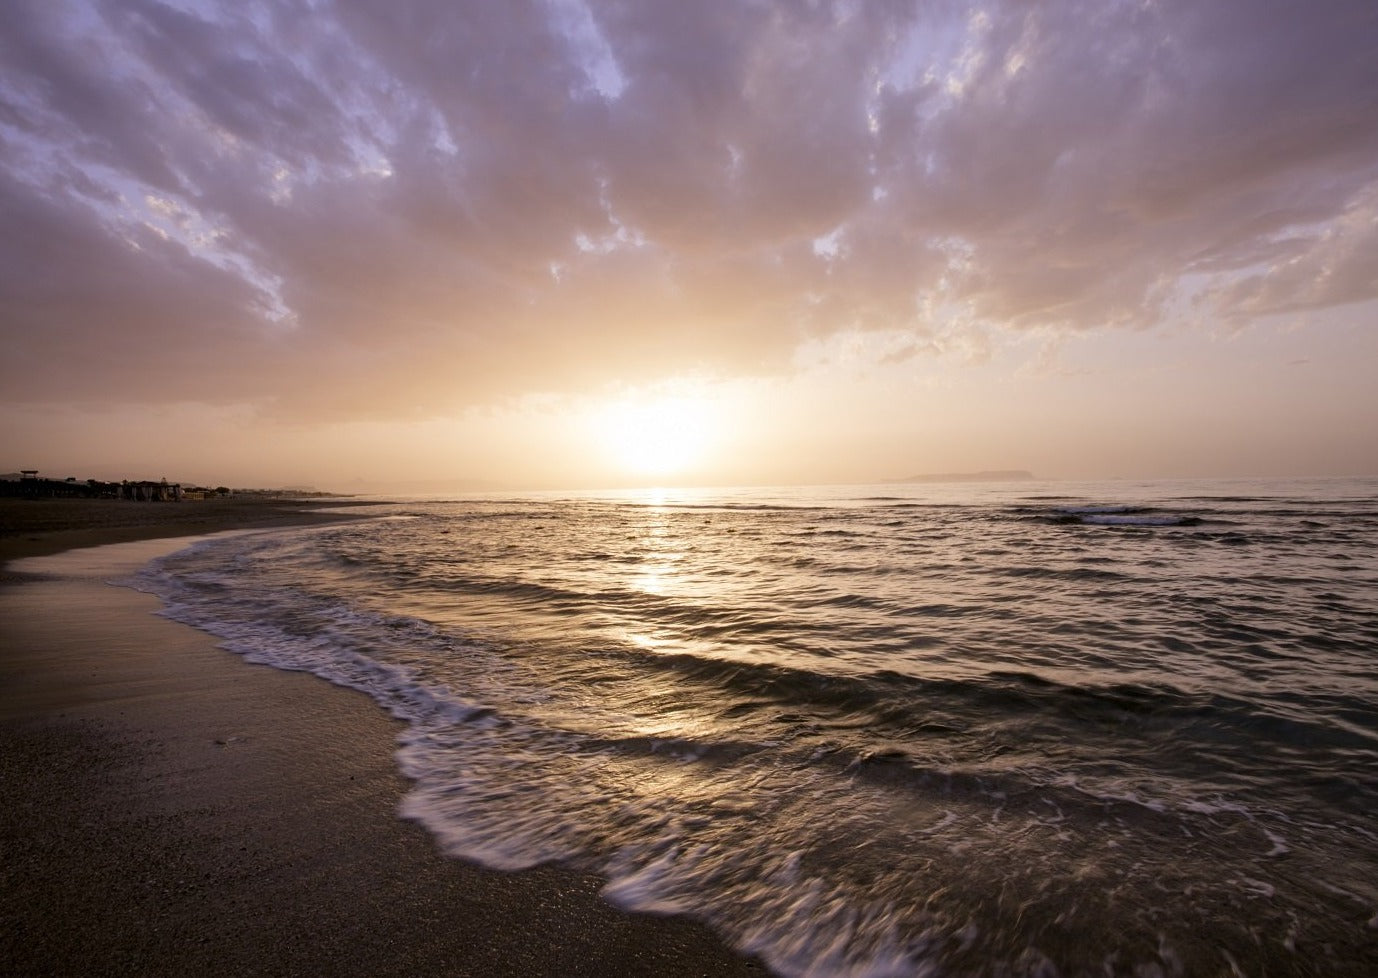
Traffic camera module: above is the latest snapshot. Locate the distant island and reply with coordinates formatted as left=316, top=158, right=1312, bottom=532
left=887, top=470, right=1036, bottom=484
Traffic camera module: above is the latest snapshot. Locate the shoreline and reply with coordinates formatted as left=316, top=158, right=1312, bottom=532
left=0, top=496, right=386, bottom=569
left=0, top=516, right=764, bottom=976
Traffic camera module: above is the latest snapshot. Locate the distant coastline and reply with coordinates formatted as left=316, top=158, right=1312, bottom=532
left=887, top=469, right=1036, bottom=484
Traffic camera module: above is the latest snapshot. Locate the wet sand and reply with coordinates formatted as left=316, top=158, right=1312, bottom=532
left=0, top=496, right=383, bottom=566
left=0, top=508, right=764, bottom=977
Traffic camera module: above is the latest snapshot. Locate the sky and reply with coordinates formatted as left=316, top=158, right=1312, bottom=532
left=2, top=0, right=1376, bottom=490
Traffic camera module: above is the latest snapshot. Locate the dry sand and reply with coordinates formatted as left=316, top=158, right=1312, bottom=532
left=0, top=503, right=764, bottom=977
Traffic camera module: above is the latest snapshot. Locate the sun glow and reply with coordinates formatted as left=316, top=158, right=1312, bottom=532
left=591, top=390, right=721, bottom=480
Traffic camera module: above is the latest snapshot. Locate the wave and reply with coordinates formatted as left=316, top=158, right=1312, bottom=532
left=1035, top=504, right=1203, bottom=526
left=122, top=492, right=1378, bottom=978
left=1075, top=512, right=1203, bottom=526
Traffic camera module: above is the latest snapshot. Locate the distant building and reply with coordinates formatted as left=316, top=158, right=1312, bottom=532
left=0, top=470, right=180, bottom=500
left=119, top=479, right=180, bottom=502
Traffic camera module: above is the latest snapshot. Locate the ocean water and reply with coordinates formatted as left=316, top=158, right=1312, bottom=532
left=133, top=479, right=1378, bottom=976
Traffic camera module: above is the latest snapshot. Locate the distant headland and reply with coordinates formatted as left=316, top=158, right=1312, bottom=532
left=887, top=470, right=1036, bottom=484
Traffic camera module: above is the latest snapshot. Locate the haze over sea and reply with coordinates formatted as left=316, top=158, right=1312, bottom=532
left=132, top=478, right=1378, bottom=977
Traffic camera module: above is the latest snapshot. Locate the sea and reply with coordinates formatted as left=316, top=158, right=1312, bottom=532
left=130, top=479, right=1378, bottom=977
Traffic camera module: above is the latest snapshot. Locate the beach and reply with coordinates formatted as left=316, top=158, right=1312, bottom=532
left=0, top=496, right=382, bottom=566
left=6, top=486, right=1375, bottom=976
left=0, top=500, right=762, bottom=977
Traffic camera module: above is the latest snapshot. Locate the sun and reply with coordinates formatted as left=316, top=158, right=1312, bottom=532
left=590, top=391, right=720, bottom=480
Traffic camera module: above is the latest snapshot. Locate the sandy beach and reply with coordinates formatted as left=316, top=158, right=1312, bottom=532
left=0, top=501, right=763, bottom=977
left=0, top=496, right=387, bottom=566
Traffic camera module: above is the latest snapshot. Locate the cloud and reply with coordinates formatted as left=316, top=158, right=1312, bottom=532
left=1201, top=183, right=1378, bottom=317
left=2, top=0, right=1376, bottom=419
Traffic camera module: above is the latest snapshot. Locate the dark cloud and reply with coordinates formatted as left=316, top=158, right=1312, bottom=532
left=2, top=0, right=1375, bottom=418
left=0, top=165, right=273, bottom=401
